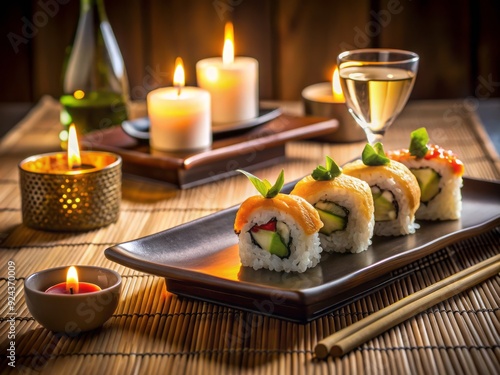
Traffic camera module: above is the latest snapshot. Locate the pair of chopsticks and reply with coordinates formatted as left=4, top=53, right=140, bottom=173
left=315, top=253, right=500, bottom=359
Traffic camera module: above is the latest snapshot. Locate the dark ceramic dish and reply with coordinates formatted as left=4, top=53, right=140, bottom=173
left=105, top=178, right=500, bottom=322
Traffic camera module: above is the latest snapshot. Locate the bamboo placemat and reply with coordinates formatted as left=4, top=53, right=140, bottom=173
left=0, top=97, right=499, bottom=374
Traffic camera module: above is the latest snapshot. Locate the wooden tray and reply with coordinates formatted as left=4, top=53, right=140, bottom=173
left=82, top=115, right=338, bottom=189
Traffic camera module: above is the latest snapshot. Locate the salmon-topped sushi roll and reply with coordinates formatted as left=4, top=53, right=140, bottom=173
left=291, top=156, right=374, bottom=253
left=343, top=143, right=421, bottom=236
left=387, top=127, right=464, bottom=220
left=234, top=170, right=323, bottom=273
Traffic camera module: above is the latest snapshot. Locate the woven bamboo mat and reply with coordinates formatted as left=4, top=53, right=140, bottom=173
left=0, top=96, right=499, bottom=374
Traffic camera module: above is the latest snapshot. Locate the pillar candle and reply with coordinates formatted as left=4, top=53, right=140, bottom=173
left=147, top=87, right=211, bottom=152
left=147, top=58, right=211, bottom=152
left=196, top=22, right=258, bottom=124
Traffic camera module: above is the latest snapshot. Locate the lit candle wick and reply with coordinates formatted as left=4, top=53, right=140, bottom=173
left=68, top=124, right=81, bottom=169
left=67, top=124, right=95, bottom=170
left=66, top=266, right=79, bottom=294
left=222, top=22, right=234, bottom=64
left=173, top=57, right=185, bottom=98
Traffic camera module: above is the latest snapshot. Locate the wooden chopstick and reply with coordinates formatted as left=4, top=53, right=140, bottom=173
left=315, top=253, right=500, bottom=359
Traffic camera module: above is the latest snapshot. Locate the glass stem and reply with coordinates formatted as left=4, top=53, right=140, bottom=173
left=365, top=129, right=385, bottom=145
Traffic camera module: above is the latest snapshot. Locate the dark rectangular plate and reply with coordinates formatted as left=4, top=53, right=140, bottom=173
left=105, top=178, right=500, bottom=322
left=82, top=114, right=338, bottom=189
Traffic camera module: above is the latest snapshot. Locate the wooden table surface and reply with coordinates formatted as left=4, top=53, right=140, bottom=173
left=0, top=96, right=499, bottom=374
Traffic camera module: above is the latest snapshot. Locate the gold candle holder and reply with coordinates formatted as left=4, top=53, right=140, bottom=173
left=19, top=151, right=121, bottom=231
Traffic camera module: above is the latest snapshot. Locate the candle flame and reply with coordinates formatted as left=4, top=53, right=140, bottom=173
left=67, top=124, right=82, bottom=169
left=173, top=57, right=185, bottom=95
left=332, top=67, right=344, bottom=102
left=66, top=266, right=79, bottom=294
left=222, top=22, right=234, bottom=64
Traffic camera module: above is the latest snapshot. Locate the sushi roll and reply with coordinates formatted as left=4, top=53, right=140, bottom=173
left=387, top=127, right=464, bottom=220
left=343, top=143, right=421, bottom=237
left=291, top=156, right=374, bottom=253
left=234, top=169, right=323, bottom=273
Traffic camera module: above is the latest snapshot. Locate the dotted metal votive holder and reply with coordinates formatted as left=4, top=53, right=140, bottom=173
left=19, top=151, right=122, bottom=231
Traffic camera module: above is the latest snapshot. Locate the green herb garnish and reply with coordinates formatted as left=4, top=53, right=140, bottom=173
left=409, top=127, right=429, bottom=158
left=238, top=169, right=284, bottom=198
left=311, top=156, right=342, bottom=181
left=361, top=142, right=390, bottom=166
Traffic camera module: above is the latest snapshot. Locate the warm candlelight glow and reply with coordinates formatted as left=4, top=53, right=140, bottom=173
left=73, top=89, right=85, bottom=100
left=222, top=22, right=234, bottom=64
left=44, top=266, right=102, bottom=294
left=67, top=124, right=82, bottom=169
left=332, top=67, right=345, bottom=102
left=173, top=57, right=185, bottom=95
left=66, top=266, right=79, bottom=294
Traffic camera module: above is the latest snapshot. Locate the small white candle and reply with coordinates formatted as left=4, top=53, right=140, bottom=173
left=196, top=22, right=258, bottom=124
left=302, top=67, right=346, bottom=104
left=147, top=58, right=211, bottom=152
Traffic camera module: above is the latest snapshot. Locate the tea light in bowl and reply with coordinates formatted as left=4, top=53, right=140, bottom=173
left=24, top=265, right=121, bottom=333
left=302, top=67, right=365, bottom=142
left=196, top=22, right=259, bottom=123
left=19, top=124, right=121, bottom=231
left=147, top=57, right=211, bottom=152
left=45, top=266, right=101, bottom=294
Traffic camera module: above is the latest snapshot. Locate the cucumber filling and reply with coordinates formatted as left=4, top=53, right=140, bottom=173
left=314, top=201, right=349, bottom=235
left=250, top=219, right=291, bottom=258
left=371, top=186, right=398, bottom=221
left=410, top=167, right=441, bottom=203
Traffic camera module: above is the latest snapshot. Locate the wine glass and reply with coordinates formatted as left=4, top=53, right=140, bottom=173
left=337, top=49, right=419, bottom=145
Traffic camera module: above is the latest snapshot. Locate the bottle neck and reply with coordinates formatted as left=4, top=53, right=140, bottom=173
left=80, top=0, right=108, bottom=21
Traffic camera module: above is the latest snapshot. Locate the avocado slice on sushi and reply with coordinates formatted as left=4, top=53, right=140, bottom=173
left=251, top=229, right=290, bottom=258
left=314, top=201, right=348, bottom=217
left=251, top=219, right=291, bottom=247
left=371, top=186, right=398, bottom=221
left=314, top=201, right=348, bottom=234
left=316, top=209, right=347, bottom=234
left=410, top=168, right=441, bottom=203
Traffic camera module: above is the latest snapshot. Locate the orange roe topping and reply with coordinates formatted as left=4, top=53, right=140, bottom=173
left=388, top=144, right=464, bottom=176
left=425, top=145, right=464, bottom=175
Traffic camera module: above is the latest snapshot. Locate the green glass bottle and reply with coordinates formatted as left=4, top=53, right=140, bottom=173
left=60, top=0, right=129, bottom=147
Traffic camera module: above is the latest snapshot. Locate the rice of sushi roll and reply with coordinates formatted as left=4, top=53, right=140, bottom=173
left=387, top=128, right=464, bottom=220
left=290, top=156, right=374, bottom=253
left=342, top=143, right=421, bottom=237
left=234, top=170, right=323, bottom=273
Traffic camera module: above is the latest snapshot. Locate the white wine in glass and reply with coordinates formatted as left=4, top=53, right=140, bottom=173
left=337, top=49, right=419, bottom=145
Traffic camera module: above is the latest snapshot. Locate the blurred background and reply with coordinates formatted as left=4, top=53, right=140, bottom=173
left=1, top=0, right=499, bottom=137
